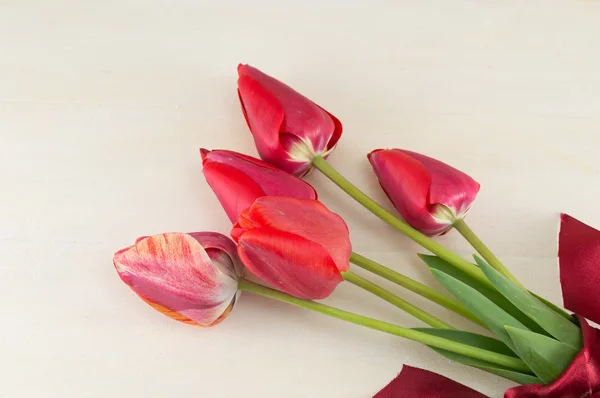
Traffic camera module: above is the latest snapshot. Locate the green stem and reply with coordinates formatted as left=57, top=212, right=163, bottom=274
left=453, top=219, right=523, bottom=288
left=342, top=270, right=453, bottom=329
left=311, top=156, right=574, bottom=325
left=350, top=252, right=488, bottom=329
left=311, top=156, right=493, bottom=289
left=452, top=220, right=577, bottom=322
left=239, top=279, right=530, bottom=373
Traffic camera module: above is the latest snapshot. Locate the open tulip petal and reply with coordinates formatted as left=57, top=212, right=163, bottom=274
left=113, top=232, right=239, bottom=327
left=238, top=227, right=344, bottom=299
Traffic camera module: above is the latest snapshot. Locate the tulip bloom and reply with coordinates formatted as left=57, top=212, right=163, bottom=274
left=231, top=196, right=351, bottom=300
left=237, top=64, right=343, bottom=176
left=368, top=149, right=480, bottom=236
left=113, top=232, right=241, bottom=327
left=201, top=149, right=317, bottom=223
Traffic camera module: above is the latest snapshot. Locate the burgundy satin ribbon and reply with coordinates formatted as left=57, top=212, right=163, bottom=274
left=373, top=366, right=487, bottom=398
left=372, top=214, right=600, bottom=398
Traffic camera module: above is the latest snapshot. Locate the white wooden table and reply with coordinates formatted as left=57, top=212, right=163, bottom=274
left=2, top=1, right=599, bottom=397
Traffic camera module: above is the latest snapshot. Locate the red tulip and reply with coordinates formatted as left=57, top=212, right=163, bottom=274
left=237, top=64, right=343, bottom=176
left=368, top=149, right=480, bottom=236
left=231, top=196, right=351, bottom=300
left=201, top=149, right=317, bottom=223
left=113, top=232, right=241, bottom=327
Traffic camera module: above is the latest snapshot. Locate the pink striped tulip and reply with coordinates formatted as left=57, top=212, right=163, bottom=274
left=237, top=64, right=343, bottom=176
left=201, top=149, right=317, bottom=223
left=368, top=149, right=480, bottom=236
left=231, top=196, right=352, bottom=300
left=113, top=232, right=241, bottom=327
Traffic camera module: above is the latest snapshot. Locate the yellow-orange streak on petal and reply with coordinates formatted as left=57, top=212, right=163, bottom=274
left=139, top=296, right=200, bottom=326
left=208, top=301, right=235, bottom=327
left=138, top=295, right=235, bottom=328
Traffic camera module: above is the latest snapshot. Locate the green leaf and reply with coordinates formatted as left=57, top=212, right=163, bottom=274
left=413, top=328, right=518, bottom=357
left=429, top=268, right=529, bottom=351
left=505, top=325, right=579, bottom=384
left=474, top=255, right=582, bottom=350
left=414, top=328, right=539, bottom=384
left=472, top=364, right=542, bottom=385
left=531, top=292, right=578, bottom=324
left=420, top=254, right=550, bottom=335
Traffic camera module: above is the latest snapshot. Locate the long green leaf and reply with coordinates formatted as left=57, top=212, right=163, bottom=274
left=531, top=292, right=577, bottom=324
left=414, top=328, right=538, bottom=384
left=505, top=326, right=579, bottom=384
left=472, top=364, right=542, bottom=385
left=420, top=254, right=549, bottom=335
left=426, top=347, right=541, bottom=384
left=413, top=328, right=517, bottom=357
left=429, top=268, right=529, bottom=351
left=475, top=255, right=582, bottom=350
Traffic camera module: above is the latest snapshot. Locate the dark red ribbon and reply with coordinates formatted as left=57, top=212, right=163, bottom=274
left=373, top=366, right=487, bottom=398
left=373, top=214, right=600, bottom=397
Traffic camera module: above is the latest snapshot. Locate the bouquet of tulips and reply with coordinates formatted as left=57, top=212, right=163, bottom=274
left=113, top=65, right=600, bottom=397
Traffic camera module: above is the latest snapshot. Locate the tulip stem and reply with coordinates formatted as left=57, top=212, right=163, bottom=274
left=452, top=219, right=524, bottom=288
left=238, top=279, right=530, bottom=373
left=452, top=221, right=575, bottom=322
left=349, top=252, right=488, bottom=329
left=342, top=270, right=454, bottom=329
left=311, top=156, right=493, bottom=289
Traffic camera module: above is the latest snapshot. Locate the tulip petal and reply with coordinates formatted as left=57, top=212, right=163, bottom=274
left=188, top=231, right=243, bottom=279
left=201, top=150, right=317, bottom=224
left=114, top=233, right=238, bottom=326
left=368, top=149, right=437, bottom=233
left=240, top=65, right=336, bottom=154
left=230, top=207, right=254, bottom=242
left=237, top=74, right=308, bottom=176
left=368, top=149, right=480, bottom=236
left=321, top=107, right=343, bottom=151
left=397, top=150, right=480, bottom=217
left=558, top=214, right=600, bottom=324
left=237, top=227, right=344, bottom=299
left=244, top=197, right=351, bottom=272
left=237, top=64, right=342, bottom=176
left=202, top=161, right=267, bottom=223
left=237, top=69, right=285, bottom=153
left=279, top=102, right=335, bottom=157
